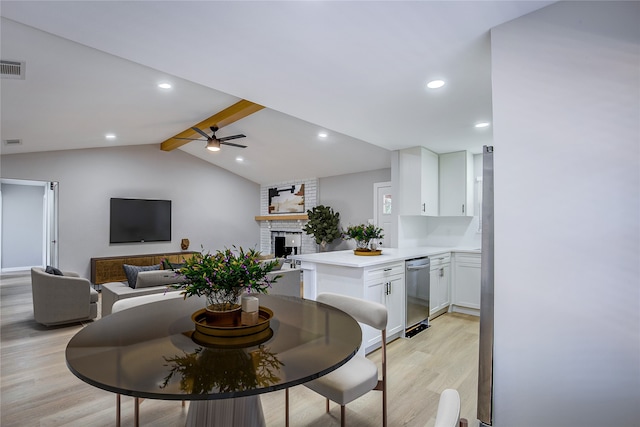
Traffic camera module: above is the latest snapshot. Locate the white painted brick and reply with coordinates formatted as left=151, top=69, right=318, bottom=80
left=258, top=179, right=318, bottom=254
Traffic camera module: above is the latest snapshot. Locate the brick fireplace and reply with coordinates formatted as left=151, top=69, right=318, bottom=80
left=258, top=179, right=317, bottom=256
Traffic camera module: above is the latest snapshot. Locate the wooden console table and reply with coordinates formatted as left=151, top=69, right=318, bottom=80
left=91, top=252, right=196, bottom=285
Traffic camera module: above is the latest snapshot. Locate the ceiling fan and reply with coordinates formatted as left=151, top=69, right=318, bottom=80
left=174, top=126, right=247, bottom=151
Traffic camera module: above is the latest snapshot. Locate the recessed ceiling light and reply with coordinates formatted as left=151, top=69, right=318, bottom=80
left=318, top=132, right=328, bottom=138
left=235, top=156, right=244, bottom=162
left=426, top=80, right=445, bottom=89
left=158, top=83, right=172, bottom=89
left=475, top=122, right=490, bottom=128
left=105, top=133, right=116, bottom=140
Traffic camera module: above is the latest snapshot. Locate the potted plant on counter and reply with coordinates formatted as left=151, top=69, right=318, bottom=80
left=343, top=223, right=384, bottom=255
left=303, top=205, right=341, bottom=251
left=172, top=246, right=280, bottom=321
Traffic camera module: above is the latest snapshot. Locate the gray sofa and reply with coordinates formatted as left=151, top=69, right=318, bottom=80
left=101, top=267, right=302, bottom=316
left=31, top=267, right=99, bottom=326
left=101, top=269, right=183, bottom=316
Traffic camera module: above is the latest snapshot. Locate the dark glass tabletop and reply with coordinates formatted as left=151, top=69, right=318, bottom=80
left=65, top=294, right=361, bottom=400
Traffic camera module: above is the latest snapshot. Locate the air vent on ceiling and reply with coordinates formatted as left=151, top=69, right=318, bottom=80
left=1, top=60, right=25, bottom=79
left=3, top=139, right=22, bottom=146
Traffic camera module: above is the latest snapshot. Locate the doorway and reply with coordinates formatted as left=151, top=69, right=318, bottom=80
left=373, top=181, right=392, bottom=248
left=0, top=178, right=58, bottom=273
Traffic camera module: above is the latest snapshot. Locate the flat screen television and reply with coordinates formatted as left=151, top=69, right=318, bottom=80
left=109, top=198, right=171, bottom=244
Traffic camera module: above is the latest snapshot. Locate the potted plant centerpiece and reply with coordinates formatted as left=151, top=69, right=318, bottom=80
left=343, top=223, right=384, bottom=255
left=172, top=246, right=279, bottom=322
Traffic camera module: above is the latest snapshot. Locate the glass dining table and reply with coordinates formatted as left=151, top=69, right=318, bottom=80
left=65, top=293, right=362, bottom=427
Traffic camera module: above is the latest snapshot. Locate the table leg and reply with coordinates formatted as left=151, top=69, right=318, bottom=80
left=285, top=389, right=290, bottom=427
left=134, top=397, right=140, bottom=427
left=116, top=394, right=121, bottom=427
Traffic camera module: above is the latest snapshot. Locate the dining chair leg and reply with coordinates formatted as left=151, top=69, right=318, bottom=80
left=340, top=405, right=346, bottom=427
left=285, top=388, right=290, bottom=427
left=182, top=400, right=186, bottom=408
left=326, top=398, right=330, bottom=413
left=116, top=394, right=121, bottom=427
left=134, top=397, right=140, bottom=427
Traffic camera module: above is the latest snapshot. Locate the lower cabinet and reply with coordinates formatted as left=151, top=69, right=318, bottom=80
left=429, top=253, right=451, bottom=318
left=364, top=270, right=405, bottom=352
left=307, top=261, right=405, bottom=354
left=452, top=253, right=481, bottom=314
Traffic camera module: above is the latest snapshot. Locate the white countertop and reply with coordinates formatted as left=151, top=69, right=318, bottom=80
left=292, top=246, right=481, bottom=268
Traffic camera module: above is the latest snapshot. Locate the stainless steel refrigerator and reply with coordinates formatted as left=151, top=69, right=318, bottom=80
left=478, top=145, right=494, bottom=426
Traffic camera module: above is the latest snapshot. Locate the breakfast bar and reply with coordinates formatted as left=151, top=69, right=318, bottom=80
left=293, top=246, right=481, bottom=354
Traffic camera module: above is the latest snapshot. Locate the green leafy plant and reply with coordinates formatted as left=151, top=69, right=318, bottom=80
left=171, top=247, right=279, bottom=306
left=343, top=223, right=384, bottom=251
left=303, top=205, right=341, bottom=250
left=343, top=223, right=384, bottom=242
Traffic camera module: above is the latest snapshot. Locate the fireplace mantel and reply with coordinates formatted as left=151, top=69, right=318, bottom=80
left=255, top=214, right=308, bottom=221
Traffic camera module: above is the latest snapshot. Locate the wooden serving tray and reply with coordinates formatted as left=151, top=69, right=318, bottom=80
left=189, top=327, right=274, bottom=348
left=354, top=249, right=382, bottom=256
left=191, top=306, right=273, bottom=338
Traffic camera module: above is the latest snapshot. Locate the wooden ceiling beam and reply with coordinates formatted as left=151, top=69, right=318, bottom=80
left=160, top=99, right=265, bottom=151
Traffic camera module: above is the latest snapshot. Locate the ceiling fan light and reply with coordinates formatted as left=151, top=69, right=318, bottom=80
left=206, top=140, right=221, bottom=151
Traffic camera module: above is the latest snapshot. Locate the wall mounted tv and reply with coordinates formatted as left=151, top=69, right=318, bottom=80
left=109, top=198, right=171, bottom=244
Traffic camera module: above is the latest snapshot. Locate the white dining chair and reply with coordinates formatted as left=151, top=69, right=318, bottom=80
left=434, top=389, right=468, bottom=427
left=111, top=293, right=188, bottom=427
left=287, top=292, right=388, bottom=427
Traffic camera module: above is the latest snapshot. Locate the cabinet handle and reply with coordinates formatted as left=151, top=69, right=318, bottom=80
left=439, top=268, right=444, bottom=278
left=383, top=268, right=392, bottom=272
left=422, top=203, right=426, bottom=212
left=386, top=282, right=391, bottom=295
left=462, top=204, right=465, bottom=214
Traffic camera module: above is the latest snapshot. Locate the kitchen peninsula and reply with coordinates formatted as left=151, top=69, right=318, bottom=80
left=293, top=247, right=481, bottom=354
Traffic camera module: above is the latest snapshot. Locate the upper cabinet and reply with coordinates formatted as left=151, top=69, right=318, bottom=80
left=398, top=147, right=439, bottom=216
left=439, top=150, right=474, bottom=217
left=398, top=147, right=475, bottom=217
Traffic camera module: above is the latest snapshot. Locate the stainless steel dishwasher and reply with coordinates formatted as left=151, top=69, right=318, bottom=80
left=405, top=257, right=431, bottom=335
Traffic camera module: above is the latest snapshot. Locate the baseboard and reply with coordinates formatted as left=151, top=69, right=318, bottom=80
left=450, top=305, right=480, bottom=316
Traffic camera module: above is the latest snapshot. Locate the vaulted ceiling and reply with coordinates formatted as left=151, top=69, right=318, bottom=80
left=0, top=1, right=553, bottom=184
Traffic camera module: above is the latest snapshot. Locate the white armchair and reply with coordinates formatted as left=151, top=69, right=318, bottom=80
left=30, top=267, right=99, bottom=326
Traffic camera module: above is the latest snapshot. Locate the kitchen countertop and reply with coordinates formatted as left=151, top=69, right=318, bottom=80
left=292, top=246, right=481, bottom=268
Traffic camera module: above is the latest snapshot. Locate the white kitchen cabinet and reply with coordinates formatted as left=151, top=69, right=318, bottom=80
left=429, top=253, right=451, bottom=317
left=452, top=253, right=481, bottom=314
left=439, top=150, right=474, bottom=217
left=364, top=265, right=405, bottom=351
left=398, top=146, right=439, bottom=216
left=304, top=260, right=405, bottom=354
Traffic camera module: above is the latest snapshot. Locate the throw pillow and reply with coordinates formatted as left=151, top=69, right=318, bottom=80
left=162, top=259, right=185, bottom=270
left=122, top=264, right=160, bottom=288
left=135, top=270, right=186, bottom=289
left=45, top=265, right=64, bottom=276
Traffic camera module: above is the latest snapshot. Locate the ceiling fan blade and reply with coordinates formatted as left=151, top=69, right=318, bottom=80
left=220, top=141, right=247, bottom=148
left=218, top=134, right=246, bottom=142
left=191, top=127, right=211, bottom=139
left=173, top=137, right=206, bottom=141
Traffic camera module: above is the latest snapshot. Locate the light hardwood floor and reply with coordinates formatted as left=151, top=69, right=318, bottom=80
left=0, top=273, right=479, bottom=427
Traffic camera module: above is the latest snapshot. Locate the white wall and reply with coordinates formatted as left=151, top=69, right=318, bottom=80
left=399, top=215, right=481, bottom=248
left=491, top=2, right=639, bottom=426
left=1, top=183, right=45, bottom=269
left=319, top=168, right=391, bottom=251
left=1, top=145, right=260, bottom=278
